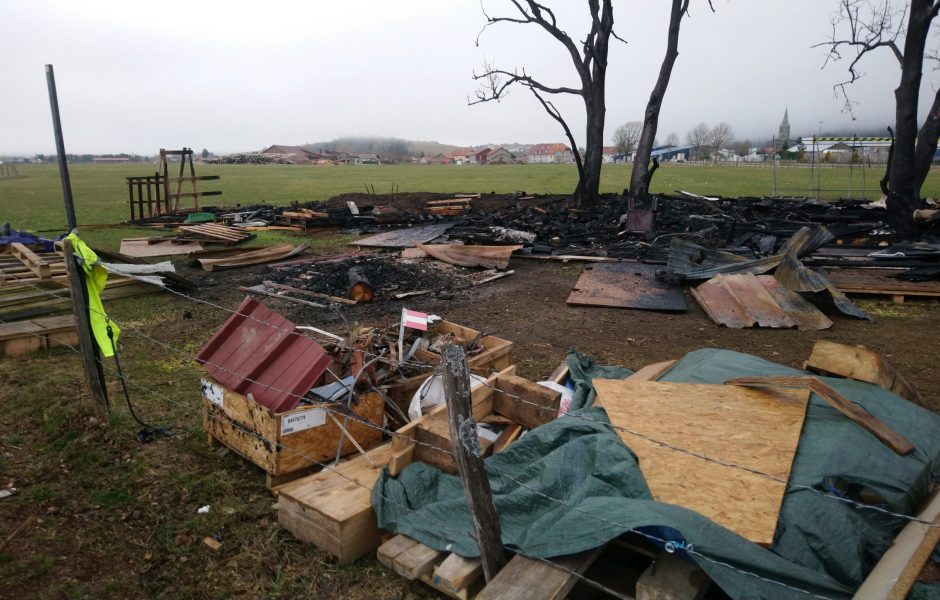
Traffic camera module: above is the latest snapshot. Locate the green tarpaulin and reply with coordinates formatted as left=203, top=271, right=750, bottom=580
left=372, top=349, right=940, bottom=599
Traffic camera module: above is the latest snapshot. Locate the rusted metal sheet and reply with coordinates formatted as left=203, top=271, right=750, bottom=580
left=413, top=242, right=521, bottom=269
left=759, top=277, right=834, bottom=330
left=566, top=262, right=687, bottom=312
left=667, top=225, right=833, bottom=280
left=691, top=273, right=832, bottom=330
left=196, top=296, right=331, bottom=412
left=776, top=254, right=871, bottom=320
left=353, top=222, right=455, bottom=248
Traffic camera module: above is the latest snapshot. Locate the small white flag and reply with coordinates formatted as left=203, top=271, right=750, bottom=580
left=401, top=308, right=429, bottom=331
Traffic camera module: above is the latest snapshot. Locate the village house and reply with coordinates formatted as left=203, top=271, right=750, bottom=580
left=526, top=143, right=573, bottom=164
left=474, top=147, right=492, bottom=165
left=486, top=146, right=516, bottom=164
left=261, top=145, right=320, bottom=164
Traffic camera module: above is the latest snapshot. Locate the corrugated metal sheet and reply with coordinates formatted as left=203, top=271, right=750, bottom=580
left=691, top=273, right=833, bottom=330
left=196, top=296, right=331, bottom=412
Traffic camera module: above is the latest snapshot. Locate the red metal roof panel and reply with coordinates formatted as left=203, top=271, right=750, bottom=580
left=196, top=296, right=330, bottom=412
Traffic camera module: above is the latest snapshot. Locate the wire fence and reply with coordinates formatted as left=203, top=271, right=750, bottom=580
left=8, top=254, right=927, bottom=598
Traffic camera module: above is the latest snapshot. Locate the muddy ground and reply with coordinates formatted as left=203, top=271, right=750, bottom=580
left=2, top=234, right=939, bottom=600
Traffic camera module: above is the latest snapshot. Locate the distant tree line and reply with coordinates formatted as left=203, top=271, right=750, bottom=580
left=306, top=137, right=412, bottom=163
left=32, top=153, right=151, bottom=163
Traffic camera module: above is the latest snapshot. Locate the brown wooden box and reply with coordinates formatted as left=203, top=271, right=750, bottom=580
left=383, top=320, right=514, bottom=410
left=201, top=376, right=384, bottom=487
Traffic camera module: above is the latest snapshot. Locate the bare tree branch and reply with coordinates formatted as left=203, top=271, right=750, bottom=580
left=815, top=0, right=910, bottom=114
left=528, top=87, right=584, bottom=179
left=472, top=0, right=616, bottom=205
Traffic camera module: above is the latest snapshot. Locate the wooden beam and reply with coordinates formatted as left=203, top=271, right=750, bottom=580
left=493, top=374, right=561, bottom=429
left=726, top=376, right=914, bottom=455
left=476, top=549, right=603, bottom=600
left=854, top=490, right=940, bottom=599
left=62, top=239, right=109, bottom=419
left=442, top=343, right=506, bottom=582
left=804, top=340, right=926, bottom=408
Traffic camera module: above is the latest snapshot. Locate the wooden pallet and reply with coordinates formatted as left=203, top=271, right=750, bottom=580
left=177, top=223, right=254, bottom=244
left=0, top=315, right=77, bottom=357
left=823, top=267, right=940, bottom=303
left=0, top=248, right=65, bottom=287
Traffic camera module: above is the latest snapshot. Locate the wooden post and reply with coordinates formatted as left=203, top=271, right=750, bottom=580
left=441, top=343, right=506, bottom=582
left=62, top=239, right=110, bottom=419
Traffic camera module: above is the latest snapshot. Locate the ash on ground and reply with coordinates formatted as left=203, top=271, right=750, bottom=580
left=268, top=255, right=478, bottom=301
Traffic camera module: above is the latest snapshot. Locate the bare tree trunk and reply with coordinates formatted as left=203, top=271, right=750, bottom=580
left=630, top=0, right=688, bottom=200
left=577, top=84, right=607, bottom=206
left=914, top=88, right=940, bottom=191
left=886, top=0, right=935, bottom=240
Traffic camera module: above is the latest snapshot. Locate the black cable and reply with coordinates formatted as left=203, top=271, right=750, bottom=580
left=106, top=322, right=182, bottom=443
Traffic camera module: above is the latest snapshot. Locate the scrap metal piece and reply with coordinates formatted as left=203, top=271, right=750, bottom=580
left=196, top=297, right=331, bottom=412
left=566, top=262, right=687, bottom=312
left=775, top=252, right=871, bottom=320
left=413, top=242, right=522, bottom=269
left=353, top=222, right=455, bottom=248
left=691, top=273, right=832, bottom=330
left=667, top=225, right=833, bottom=281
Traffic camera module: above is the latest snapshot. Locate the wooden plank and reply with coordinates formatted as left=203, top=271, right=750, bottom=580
left=476, top=549, right=603, bottom=600
left=377, top=534, right=420, bottom=569
left=627, top=360, right=677, bottom=382
left=726, top=376, right=914, bottom=455
left=567, top=262, right=687, bottom=312
left=433, top=552, right=483, bottom=595
left=823, top=267, right=940, bottom=298
left=493, top=374, right=561, bottom=429
left=594, top=379, right=810, bottom=545
left=804, top=340, right=926, bottom=407
left=854, top=490, right=940, bottom=599
left=393, top=540, right=446, bottom=580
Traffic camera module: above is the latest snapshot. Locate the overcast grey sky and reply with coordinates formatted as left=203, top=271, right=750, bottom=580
left=1, top=0, right=931, bottom=155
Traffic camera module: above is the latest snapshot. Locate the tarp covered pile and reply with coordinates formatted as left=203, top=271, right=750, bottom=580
left=373, top=348, right=940, bottom=599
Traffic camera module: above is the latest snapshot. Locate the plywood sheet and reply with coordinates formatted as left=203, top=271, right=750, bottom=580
left=353, top=222, right=455, bottom=248
left=119, top=239, right=204, bottom=257
left=593, top=379, right=810, bottom=544
left=566, top=262, right=687, bottom=312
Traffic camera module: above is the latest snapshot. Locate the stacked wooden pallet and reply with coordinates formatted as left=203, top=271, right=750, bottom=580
left=426, top=198, right=472, bottom=217
left=176, top=223, right=254, bottom=245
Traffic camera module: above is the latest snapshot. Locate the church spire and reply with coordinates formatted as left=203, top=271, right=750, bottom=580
left=782, top=107, right=789, bottom=127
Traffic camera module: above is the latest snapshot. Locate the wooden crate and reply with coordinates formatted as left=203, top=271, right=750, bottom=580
left=0, top=315, right=78, bottom=357
left=201, top=376, right=384, bottom=488
left=277, top=366, right=565, bottom=565
left=383, top=320, right=514, bottom=411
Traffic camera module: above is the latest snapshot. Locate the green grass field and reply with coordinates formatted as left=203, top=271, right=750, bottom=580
left=1, top=162, right=931, bottom=242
